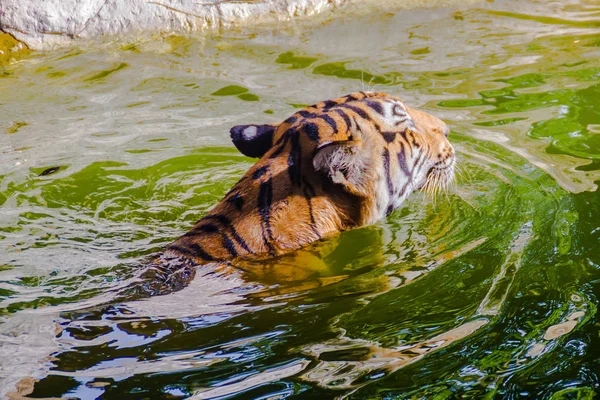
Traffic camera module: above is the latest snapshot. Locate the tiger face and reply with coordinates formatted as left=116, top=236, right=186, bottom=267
left=164, top=92, right=454, bottom=265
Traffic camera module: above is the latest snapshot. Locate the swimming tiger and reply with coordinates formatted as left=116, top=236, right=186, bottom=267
left=147, top=91, right=454, bottom=290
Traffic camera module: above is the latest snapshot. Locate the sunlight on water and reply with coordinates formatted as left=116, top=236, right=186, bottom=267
left=1, top=0, right=600, bottom=398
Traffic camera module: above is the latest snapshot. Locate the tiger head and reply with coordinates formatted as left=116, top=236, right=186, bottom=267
left=230, top=91, right=455, bottom=224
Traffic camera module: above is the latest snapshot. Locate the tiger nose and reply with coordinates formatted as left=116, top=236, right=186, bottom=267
left=442, top=124, right=450, bottom=137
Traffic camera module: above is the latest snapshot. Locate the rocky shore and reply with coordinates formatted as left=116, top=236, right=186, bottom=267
left=0, top=0, right=344, bottom=50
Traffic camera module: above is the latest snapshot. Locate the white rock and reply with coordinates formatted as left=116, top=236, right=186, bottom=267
left=0, top=0, right=344, bottom=50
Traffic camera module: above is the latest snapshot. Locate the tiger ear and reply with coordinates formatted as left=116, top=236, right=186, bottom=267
left=230, top=123, right=279, bottom=158
left=313, top=140, right=368, bottom=196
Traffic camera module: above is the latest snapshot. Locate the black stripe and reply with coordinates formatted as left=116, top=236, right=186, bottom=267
left=284, top=116, right=297, bottom=125
left=366, top=100, right=384, bottom=115
left=182, top=229, right=199, bottom=238
left=303, top=122, right=321, bottom=141
left=397, top=143, right=411, bottom=176
left=406, top=129, right=420, bottom=148
left=227, top=193, right=244, bottom=210
left=316, top=114, right=338, bottom=133
left=338, top=104, right=370, bottom=120
left=205, top=214, right=252, bottom=254
left=303, top=177, right=316, bottom=197
left=413, top=151, right=427, bottom=181
left=204, top=214, right=231, bottom=225
left=322, top=100, right=337, bottom=110
left=198, top=224, right=219, bottom=233
left=252, top=165, right=269, bottom=180
left=258, top=178, right=275, bottom=254
left=167, top=245, right=195, bottom=258
left=298, top=110, right=318, bottom=119
left=383, top=148, right=393, bottom=197
left=270, top=132, right=290, bottom=158
left=222, top=233, right=238, bottom=257
left=334, top=109, right=352, bottom=130
left=398, top=130, right=413, bottom=157
left=345, top=93, right=364, bottom=101
left=181, top=224, right=216, bottom=237
left=398, top=150, right=424, bottom=198
left=169, top=244, right=215, bottom=261
left=398, top=129, right=410, bottom=144
left=394, top=117, right=410, bottom=127
left=228, top=226, right=252, bottom=254
left=386, top=205, right=394, bottom=216
left=274, top=127, right=291, bottom=146
left=190, top=243, right=216, bottom=261
left=302, top=178, right=321, bottom=238
left=288, top=133, right=302, bottom=186
left=382, top=131, right=396, bottom=143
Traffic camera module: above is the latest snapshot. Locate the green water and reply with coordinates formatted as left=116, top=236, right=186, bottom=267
left=1, top=0, right=600, bottom=398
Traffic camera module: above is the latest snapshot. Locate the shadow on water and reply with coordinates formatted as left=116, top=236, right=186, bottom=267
left=1, top=0, right=600, bottom=398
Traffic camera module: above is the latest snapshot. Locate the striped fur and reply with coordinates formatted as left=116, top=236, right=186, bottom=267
left=164, top=92, right=454, bottom=264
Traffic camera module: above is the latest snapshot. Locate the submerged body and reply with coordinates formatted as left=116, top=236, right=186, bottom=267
left=163, top=92, right=454, bottom=265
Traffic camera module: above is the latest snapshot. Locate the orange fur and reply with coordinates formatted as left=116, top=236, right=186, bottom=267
left=163, top=92, right=454, bottom=265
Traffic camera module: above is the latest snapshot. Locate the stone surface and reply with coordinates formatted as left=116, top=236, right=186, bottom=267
left=0, top=0, right=344, bottom=50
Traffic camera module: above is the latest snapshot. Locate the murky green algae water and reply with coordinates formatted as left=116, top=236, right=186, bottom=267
left=1, top=0, right=600, bottom=398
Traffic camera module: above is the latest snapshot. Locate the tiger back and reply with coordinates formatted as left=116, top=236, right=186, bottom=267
left=162, top=91, right=455, bottom=266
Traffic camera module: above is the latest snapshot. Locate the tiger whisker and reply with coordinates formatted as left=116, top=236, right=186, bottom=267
left=421, top=164, right=456, bottom=209
left=366, top=75, right=377, bottom=92
left=442, top=176, right=451, bottom=204
left=449, top=176, right=457, bottom=198
left=424, top=171, right=442, bottom=210
left=451, top=168, right=460, bottom=187
left=435, top=175, right=443, bottom=203
left=456, top=162, right=473, bottom=185
left=360, top=71, right=377, bottom=93
left=361, top=70, right=365, bottom=92
left=464, top=162, right=474, bottom=183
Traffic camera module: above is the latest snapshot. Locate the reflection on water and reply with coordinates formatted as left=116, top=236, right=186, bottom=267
left=1, top=0, right=600, bottom=398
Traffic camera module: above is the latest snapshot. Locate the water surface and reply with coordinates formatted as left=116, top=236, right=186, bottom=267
left=1, top=0, right=600, bottom=398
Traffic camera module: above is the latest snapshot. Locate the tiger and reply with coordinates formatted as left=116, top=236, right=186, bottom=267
left=146, top=91, right=454, bottom=292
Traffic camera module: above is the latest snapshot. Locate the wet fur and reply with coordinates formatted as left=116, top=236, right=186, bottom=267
left=161, top=92, right=454, bottom=266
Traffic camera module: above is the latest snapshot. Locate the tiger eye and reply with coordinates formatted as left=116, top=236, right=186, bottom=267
left=393, top=104, right=404, bottom=116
